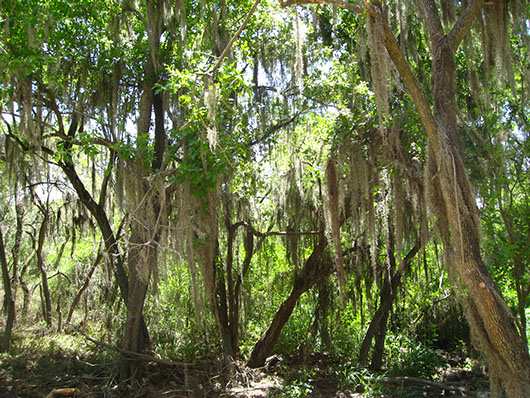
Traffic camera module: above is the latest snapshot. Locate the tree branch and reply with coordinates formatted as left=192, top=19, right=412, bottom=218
left=232, top=221, right=321, bottom=238
left=210, top=0, right=262, bottom=75
left=72, top=325, right=192, bottom=367
left=247, top=109, right=306, bottom=147
left=447, top=0, right=485, bottom=50
left=280, top=0, right=439, bottom=143
left=367, top=4, right=438, bottom=142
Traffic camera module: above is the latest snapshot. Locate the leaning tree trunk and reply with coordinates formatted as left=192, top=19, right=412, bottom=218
left=359, top=238, right=421, bottom=367
left=419, top=1, right=530, bottom=395
left=247, top=238, right=329, bottom=368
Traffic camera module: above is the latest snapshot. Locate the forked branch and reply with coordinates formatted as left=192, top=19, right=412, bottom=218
left=447, top=0, right=485, bottom=49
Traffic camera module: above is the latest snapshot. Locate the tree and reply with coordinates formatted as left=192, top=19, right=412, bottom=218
left=278, top=0, right=530, bottom=396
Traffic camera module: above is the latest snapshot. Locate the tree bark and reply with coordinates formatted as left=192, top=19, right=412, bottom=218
left=0, top=227, right=15, bottom=352
left=121, top=228, right=153, bottom=380
left=217, top=218, right=256, bottom=358
left=418, top=1, right=530, bottom=395
left=247, top=238, right=329, bottom=368
left=121, top=69, right=166, bottom=380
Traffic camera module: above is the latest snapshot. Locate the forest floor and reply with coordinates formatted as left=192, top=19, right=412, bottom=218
left=0, top=328, right=492, bottom=398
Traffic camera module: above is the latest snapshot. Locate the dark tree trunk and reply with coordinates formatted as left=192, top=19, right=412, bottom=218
left=247, top=238, right=329, bottom=368
left=60, top=161, right=130, bottom=302
left=217, top=220, right=256, bottom=359
left=0, top=227, right=15, bottom=352
left=358, top=239, right=421, bottom=367
left=370, top=304, right=389, bottom=370
left=59, top=130, right=151, bottom=379
left=313, top=279, right=331, bottom=351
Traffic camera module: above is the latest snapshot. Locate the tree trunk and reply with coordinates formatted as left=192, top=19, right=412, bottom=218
left=370, top=304, right=389, bottom=370
left=121, top=79, right=166, bottom=380
left=60, top=141, right=151, bottom=378
left=0, top=227, right=15, bottom=352
left=121, top=228, right=152, bottom=380
left=314, top=279, right=331, bottom=351
left=36, top=213, right=52, bottom=327
left=358, top=238, right=421, bottom=367
left=217, top=221, right=256, bottom=359
left=247, top=238, right=329, bottom=368
left=418, top=1, right=530, bottom=395
left=67, top=247, right=103, bottom=324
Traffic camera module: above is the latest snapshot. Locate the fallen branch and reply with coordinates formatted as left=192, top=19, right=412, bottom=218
left=366, top=376, right=478, bottom=395
left=70, top=325, right=192, bottom=367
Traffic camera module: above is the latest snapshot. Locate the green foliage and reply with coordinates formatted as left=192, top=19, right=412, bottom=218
left=338, top=363, right=388, bottom=396
left=272, top=368, right=315, bottom=398
left=145, top=265, right=220, bottom=361
left=272, top=379, right=313, bottom=398
left=385, top=335, right=443, bottom=379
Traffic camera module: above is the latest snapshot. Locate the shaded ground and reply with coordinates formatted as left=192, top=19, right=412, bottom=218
left=0, top=332, right=491, bottom=397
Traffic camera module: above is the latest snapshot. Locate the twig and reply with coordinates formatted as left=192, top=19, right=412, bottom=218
left=70, top=325, right=192, bottom=367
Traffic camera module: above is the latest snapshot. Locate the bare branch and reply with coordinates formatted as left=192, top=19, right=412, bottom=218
left=71, top=325, right=192, bottom=367
left=232, top=221, right=321, bottom=238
